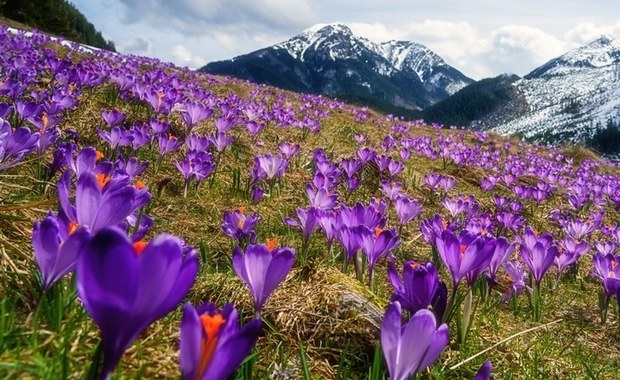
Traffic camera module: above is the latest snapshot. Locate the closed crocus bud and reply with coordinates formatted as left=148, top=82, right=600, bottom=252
left=381, top=302, right=449, bottom=380
left=232, top=242, right=295, bottom=314
left=76, top=227, right=199, bottom=378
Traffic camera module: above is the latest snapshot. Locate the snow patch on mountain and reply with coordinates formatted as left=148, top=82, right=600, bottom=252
left=274, top=23, right=470, bottom=95
left=480, top=36, right=620, bottom=145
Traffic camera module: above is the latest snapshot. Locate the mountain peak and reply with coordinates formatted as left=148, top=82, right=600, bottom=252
left=526, top=34, right=620, bottom=78
left=302, top=23, right=353, bottom=37
left=203, top=23, right=474, bottom=111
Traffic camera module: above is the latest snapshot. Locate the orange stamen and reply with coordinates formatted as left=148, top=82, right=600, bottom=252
left=95, top=150, right=105, bottom=161
left=409, top=262, right=421, bottom=270
left=237, top=207, right=246, bottom=214
left=236, top=216, right=245, bottom=229
left=132, top=240, right=148, bottom=255
left=156, top=91, right=164, bottom=107
left=96, top=173, right=111, bottom=189
left=135, top=180, right=145, bottom=190
left=68, top=221, right=79, bottom=235
left=168, top=133, right=173, bottom=140
left=374, top=227, right=383, bottom=237
left=266, top=238, right=277, bottom=253
left=460, top=244, right=467, bottom=257
left=196, top=313, right=226, bottom=379
left=442, top=221, right=448, bottom=230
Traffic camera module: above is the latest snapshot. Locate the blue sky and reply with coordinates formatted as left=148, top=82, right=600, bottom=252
left=71, top=0, right=620, bottom=79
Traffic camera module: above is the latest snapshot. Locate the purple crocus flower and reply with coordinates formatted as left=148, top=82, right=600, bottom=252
left=380, top=181, right=402, bottom=201
left=358, top=226, right=400, bottom=283
left=284, top=207, right=319, bottom=245
left=374, top=155, right=392, bottom=172
left=424, top=173, right=442, bottom=192
left=210, top=131, right=234, bottom=153
left=179, top=302, right=261, bottom=380
left=98, top=127, right=133, bottom=150
left=221, top=208, right=260, bottom=242
left=340, top=158, right=362, bottom=179
left=381, top=302, right=449, bottom=380
left=279, top=142, right=300, bottom=160
left=555, top=237, right=589, bottom=273
left=0, top=119, right=40, bottom=169
left=519, top=227, right=558, bottom=285
left=473, top=361, right=493, bottom=380
left=101, top=109, right=126, bottom=128
left=158, top=133, right=181, bottom=157
left=58, top=170, right=142, bottom=233
left=232, top=242, right=295, bottom=312
left=356, top=147, right=375, bottom=164
left=487, top=237, right=515, bottom=284
left=76, top=227, right=199, bottom=378
left=257, top=153, right=286, bottom=180
left=592, top=253, right=620, bottom=297
left=502, top=260, right=529, bottom=302
left=306, top=185, right=337, bottom=209
left=337, top=226, right=362, bottom=261
left=388, top=261, right=447, bottom=322
left=387, top=160, right=404, bottom=177
left=394, top=195, right=423, bottom=227
left=32, top=214, right=90, bottom=290
left=435, top=229, right=495, bottom=287
left=439, top=176, right=456, bottom=193
left=180, top=102, right=211, bottom=132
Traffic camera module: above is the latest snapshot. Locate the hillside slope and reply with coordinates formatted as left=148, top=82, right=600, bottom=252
left=1, top=23, right=620, bottom=380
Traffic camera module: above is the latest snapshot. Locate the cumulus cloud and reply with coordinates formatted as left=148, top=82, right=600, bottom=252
left=172, top=44, right=207, bottom=69
left=564, top=21, right=620, bottom=44
left=350, top=21, right=580, bottom=79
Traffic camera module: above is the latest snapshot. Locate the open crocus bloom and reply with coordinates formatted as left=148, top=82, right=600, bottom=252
left=180, top=302, right=261, bottom=380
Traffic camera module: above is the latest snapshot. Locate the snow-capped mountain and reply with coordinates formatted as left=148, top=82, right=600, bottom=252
left=468, top=36, right=620, bottom=151
left=201, top=23, right=473, bottom=110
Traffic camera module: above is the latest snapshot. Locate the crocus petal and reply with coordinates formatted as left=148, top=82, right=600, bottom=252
left=179, top=303, right=202, bottom=379
left=75, top=172, right=101, bottom=228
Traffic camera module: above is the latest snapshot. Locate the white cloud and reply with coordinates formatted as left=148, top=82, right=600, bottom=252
left=118, top=36, right=154, bottom=56
left=172, top=45, right=207, bottom=69
left=564, top=21, right=620, bottom=44
left=118, top=0, right=316, bottom=35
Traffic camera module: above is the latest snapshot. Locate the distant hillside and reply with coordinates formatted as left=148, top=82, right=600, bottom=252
left=0, top=0, right=115, bottom=51
left=420, top=74, right=522, bottom=127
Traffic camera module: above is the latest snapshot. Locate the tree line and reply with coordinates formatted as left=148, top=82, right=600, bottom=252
left=0, top=0, right=115, bottom=51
